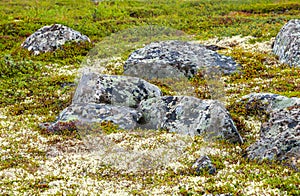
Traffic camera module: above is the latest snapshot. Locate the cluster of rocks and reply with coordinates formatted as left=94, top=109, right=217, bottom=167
left=21, top=24, right=90, bottom=55
left=31, top=19, right=299, bottom=172
left=42, top=73, right=243, bottom=144
left=32, top=27, right=243, bottom=143
left=273, top=19, right=300, bottom=67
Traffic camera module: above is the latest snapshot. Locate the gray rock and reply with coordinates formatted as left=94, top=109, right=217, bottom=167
left=124, top=40, right=240, bottom=78
left=273, top=19, right=300, bottom=66
left=246, top=105, right=300, bottom=163
left=192, top=155, right=216, bottom=174
left=21, top=24, right=90, bottom=55
left=138, top=96, right=243, bottom=143
left=72, top=73, right=162, bottom=108
left=241, top=93, right=300, bottom=165
left=41, top=103, right=142, bottom=131
left=240, top=93, right=300, bottom=113
left=123, top=62, right=186, bottom=80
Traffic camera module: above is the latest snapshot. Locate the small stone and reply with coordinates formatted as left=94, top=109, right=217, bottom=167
left=192, top=155, right=216, bottom=174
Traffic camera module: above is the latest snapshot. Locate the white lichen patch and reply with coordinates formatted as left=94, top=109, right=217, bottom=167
left=199, top=35, right=275, bottom=54
left=243, top=117, right=262, bottom=140
left=45, top=64, right=78, bottom=77
left=194, top=145, right=229, bottom=157
left=79, top=57, right=124, bottom=76
left=45, top=130, right=194, bottom=174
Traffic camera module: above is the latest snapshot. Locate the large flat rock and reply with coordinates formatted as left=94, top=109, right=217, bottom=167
left=124, top=40, right=240, bottom=79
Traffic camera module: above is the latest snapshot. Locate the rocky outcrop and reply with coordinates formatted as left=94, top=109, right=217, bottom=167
left=241, top=93, right=300, bottom=164
left=273, top=19, right=300, bottom=66
left=124, top=40, right=240, bottom=79
left=72, top=73, right=162, bottom=108
left=21, top=24, right=90, bottom=55
left=139, top=96, right=243, bottom=143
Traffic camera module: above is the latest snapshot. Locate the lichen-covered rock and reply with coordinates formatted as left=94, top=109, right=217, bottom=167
left=242, top=93, right=300, bottom=166
left=21, top=24, right=90, bottom=55
left=246, top=105, right=300, bottom=163
left=123, top=62, right=186, bottom=80
left=124, top=40, right=240, bottom=78
left=192, top=155, right=216, bottom=175
left=239, top=93, right=300, bottom=114
left=72, top=73, right=162, bottom=108
left=139, top=96, right=243, bottom=143
left=41, top=103, right=142, bottom=131
left=273, top=19, right=300, bottom=66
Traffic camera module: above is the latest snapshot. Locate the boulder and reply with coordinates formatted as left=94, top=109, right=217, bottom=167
left=72, top=73, right=162, bottom=108
left=138, top=96, right=243, bottom=143
left=192, top=155, right=216, bottom=175
left=41, top=73, right=161, bottom=132
left=239, top=93, right=300, bottom=115
left=246, top=105, right=300, bottom=163
left=21, top=24, right=90, bottom=55
left=41, top=103, right=142, bottom=131
left=123, top=62, right=186, bottom=80
left=124, top=40, right=240, bottom=79
left=273, top=19, right=300, bottom=66
left=242, top=93, right=300, bottom=165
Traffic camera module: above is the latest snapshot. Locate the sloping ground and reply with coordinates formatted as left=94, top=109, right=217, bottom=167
left=0, top=0, right=299, bottom=195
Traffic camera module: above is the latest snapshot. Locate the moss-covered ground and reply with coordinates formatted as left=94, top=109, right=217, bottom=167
left=0, top=0, right=299, bottom=195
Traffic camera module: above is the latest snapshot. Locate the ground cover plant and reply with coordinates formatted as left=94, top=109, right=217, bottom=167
left=0, top=0, right=299, bottom=195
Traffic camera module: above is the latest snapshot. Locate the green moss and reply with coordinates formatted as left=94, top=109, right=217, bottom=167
left=1, top=0, right=299, bottom=194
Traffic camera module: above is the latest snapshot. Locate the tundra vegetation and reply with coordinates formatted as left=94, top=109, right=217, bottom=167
left=0, top=0, right=299, bottom=195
